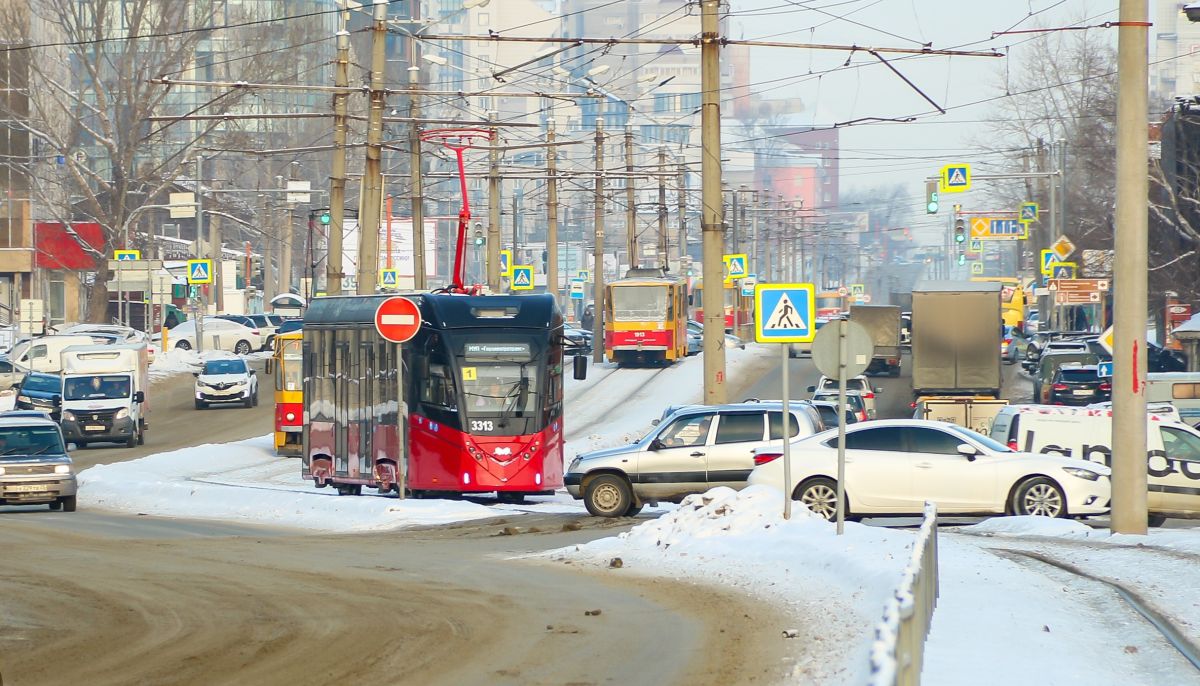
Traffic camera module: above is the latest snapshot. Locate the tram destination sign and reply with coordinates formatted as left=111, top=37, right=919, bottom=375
left=374, top=296, right=422, bottom=343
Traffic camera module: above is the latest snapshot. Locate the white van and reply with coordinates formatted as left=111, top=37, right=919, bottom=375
left=9, top=335, right=104, bottom=373
left=1144, top=373, right=1200, bottom=423
left=58, top=343, right=150, bottom=448
left=989, top=404, right=1200, bottom=522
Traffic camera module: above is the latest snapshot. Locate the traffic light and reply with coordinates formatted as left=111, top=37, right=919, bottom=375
left=925, top=181, right=939, bottom=215
left=953, top=218, right=966, bottom=244
left=319, top=210, right=331, bottom=225
left=541, top=249, right=549, bottom=273
left=473, top=230, right=485, bottom=246
left=957, top=253, right=966, bottom=266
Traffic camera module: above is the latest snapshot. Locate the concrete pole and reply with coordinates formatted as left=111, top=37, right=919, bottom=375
left=546, top=120, right=560, bottom=302
left=327, top=23, right=350, bottom=296
left=487, top=111, right=501, bottom=290
left=356, top=0, right=389, bottom=294
left=677, top=161, right=687, bottom=268
left=512, top=192, right=520, bottom=263
left=261, top=204, right=275, bottom=304
left=625, top=124, right=637, bottom=271
left=593, top=120, right=606, bottom=364
left=409, top=62, right=426, bottom=289
left=658, top=147, right=668, bottom=270
left=280, top=208, right=293, bottom=295
left=1111, top=0, right=1149, bottom=535
left=700, top=0, right=726, bottom=404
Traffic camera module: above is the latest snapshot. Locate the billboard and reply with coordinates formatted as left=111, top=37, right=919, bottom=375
left=35, top=222, right=104, bottom=270
left=339, top=219, right=437, bottom=290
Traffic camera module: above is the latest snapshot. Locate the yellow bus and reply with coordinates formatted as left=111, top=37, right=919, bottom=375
left=970, top=277, right=1027, bottom=328
left=267, top=329, right=304, bottom=456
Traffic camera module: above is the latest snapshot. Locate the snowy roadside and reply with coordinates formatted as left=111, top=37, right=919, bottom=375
left=149, top=348, right=273, bottom=382
left=76, top=346, right=770, bottom=529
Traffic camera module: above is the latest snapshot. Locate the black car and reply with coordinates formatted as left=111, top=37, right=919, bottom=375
left=275, top=318, right=303, bottom=335
left=1049, top=365, right=1110, bottom=406
left=14, top=372, right=62, bottom=421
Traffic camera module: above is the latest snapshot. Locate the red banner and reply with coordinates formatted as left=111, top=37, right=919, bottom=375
left=34, top=222, right=105, bottom=270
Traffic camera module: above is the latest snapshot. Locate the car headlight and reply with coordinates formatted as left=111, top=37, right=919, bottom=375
left=1062, top=467, right=1101, bottom=481
left=61, top=410, right=75, bottom=422
left=568, top=457, right=582, bottom=473
left=115, top=408, right=129, bottom=420
left=54, top=465, right=71, bottom=475
left=17, top=395, right=30, bottom=403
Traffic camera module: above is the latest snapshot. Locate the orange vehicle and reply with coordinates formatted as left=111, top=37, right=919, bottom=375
left=268, top=329, right=303, bottom=456
left=815, top=290, right=849, bottom=319
left=605, top=270, right=689, bottom=366
left=692, top=278, right=751, bottom=332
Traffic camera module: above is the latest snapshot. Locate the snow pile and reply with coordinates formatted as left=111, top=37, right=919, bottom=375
left=546, top=486, right=913, bottom=684
left=0, top=390, right=14, bottom=412
left=78, top=434, right=574, bottom=531
left=149, top=348, right=271, bottom=381
left=966, top=515, right=1200, bottom=554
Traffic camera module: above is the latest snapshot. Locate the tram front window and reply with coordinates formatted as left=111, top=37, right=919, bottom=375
left=611, top=286, right=667, bottom=322
left=459, top=342, right=541, bottom=434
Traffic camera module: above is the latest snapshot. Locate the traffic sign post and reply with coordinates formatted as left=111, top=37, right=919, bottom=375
left=1051, top=235, right=1077, bottom=261
left=810, top=319, right=874, bottom=535
left=969, top=216, right=1027, bottom=240
left=939, top=163, right=971, bottom=193
left=374, top=296, right=422, bottom=343
left=115, top=250, right=140, bottom=261
left=970, top=261, right=984, bottom=275
left=1048, top=262, right=1077, bottom=279
left=569, top=279, right=585, bottom=300
left=511, top=265, right=534, bottom=290
left=1097, top=361, right=1114, bottom=378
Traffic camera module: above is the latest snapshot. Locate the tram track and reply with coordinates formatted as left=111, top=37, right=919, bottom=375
left=991, top=547, right=1200, bottom=674
left=567, top=366, right=671, bottom=440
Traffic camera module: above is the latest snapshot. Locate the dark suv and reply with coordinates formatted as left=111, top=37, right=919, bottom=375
left=1049, top=365, right=1110, bottom=406
left=15, top=372, right=63, bottom=421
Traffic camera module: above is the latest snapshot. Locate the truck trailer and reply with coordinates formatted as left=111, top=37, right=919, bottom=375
left=911, top=281, right=1002, bottom=398
left=849, top=304, right=903, bottom=377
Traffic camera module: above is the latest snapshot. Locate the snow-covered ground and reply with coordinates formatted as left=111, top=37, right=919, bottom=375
left=76, top=345, right=773, bottom=530
left=149, top=348, right=272, bottom=381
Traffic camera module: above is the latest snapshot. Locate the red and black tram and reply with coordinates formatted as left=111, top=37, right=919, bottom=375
left=301, top=293, right=565, bottom=500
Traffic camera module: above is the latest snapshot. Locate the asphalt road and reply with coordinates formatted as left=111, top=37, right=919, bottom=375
left=738, top=350, right=919, bottom=419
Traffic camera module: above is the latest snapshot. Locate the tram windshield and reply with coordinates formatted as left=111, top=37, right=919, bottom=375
left=458, top=342, right=540, bottom=422
left=279, top=337, right=303, bottom=392
left=611, top=285, right=668, bottom=321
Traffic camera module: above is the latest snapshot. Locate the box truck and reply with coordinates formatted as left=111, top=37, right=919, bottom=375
left=911, top=281, right=1002, bottom=398
left=849, top=304, right=903, bottom=376
left=58, top=342, right=149, bottom=448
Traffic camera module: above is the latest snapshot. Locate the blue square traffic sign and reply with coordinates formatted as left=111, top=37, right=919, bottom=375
left=754, top=283, right=816, bottom=343
left=1097, top=361, right=1113, bottom=378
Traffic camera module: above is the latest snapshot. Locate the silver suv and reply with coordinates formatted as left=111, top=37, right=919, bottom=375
left=0, top=411, right=78, bottom=512
left=565, top=402, right=824, bottom=517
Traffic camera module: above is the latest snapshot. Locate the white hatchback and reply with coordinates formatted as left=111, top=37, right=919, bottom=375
left=193, top=357, right=259, bottom=409
left=748, top=419, right=1111, bottom=520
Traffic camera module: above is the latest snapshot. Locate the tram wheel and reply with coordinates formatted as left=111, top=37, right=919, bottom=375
left=496, top=492, right=526, bottom=505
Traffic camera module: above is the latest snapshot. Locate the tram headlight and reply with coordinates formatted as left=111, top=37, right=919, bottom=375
left=285, top=412, right=296, bottom=422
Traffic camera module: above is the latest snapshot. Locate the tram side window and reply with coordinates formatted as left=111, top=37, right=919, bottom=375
left=547, top=336, right=564, bottom=422
left=418, top=340, right=459, bottom=428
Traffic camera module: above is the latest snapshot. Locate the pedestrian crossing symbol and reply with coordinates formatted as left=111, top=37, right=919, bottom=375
left=187, top=259, right=213, bottom=285
left=499, top=250, right=513, bottom=277
left=511, top=265, right=534, bottom=290
left=939, top=163, right=971, bottom=193
left=379, top=268, right=399, bottom=288
left=754, top=283, right=816, bottom=344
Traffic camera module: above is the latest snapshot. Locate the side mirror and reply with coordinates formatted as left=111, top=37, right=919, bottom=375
left=957, top=443, right=980, bottom=461
left=193, top=372, right=200, bottom=378
left=648, top=438, right=663, bottom=451
left=650, top=418, right=660, bottom=426
left=874, top=389, right=883, bottom=395
left=806, top=385, right=816, bottom=393
left=573, top=354, right=588, bottom=381
left=133, top=391, right=144, bottom=403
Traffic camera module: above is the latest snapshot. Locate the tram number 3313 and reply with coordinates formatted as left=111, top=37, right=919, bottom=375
left=471, top=420, right=495, bottom=432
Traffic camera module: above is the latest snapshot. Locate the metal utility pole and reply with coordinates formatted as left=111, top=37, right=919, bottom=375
left=328, top=23, right=350, bottom=296
left=1112, top=0, right=1149, bottom=535
left=700, top=0, right=726, bottom=404
left=409, top=45, right=426, bottom=289
left=356, top=0, right=389, bottom=294
left=546, top=119, right=560, bottom=301
left=657, top=147, right=668, bottom=270
left=195, top=155, right=206, bottom=351
left=593, top=120, right=606, bottom=364
left=487, top=111, right=502, bottom=290
left=625, top=124, right=637, bottom=270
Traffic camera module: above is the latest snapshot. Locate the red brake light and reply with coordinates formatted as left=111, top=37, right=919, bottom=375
left=754, top=452, right=782, bottom=466
left=863, top=392, right=875, bottom=399
left=1099, top=382, right=1111, bottom=391
left=252, top=329, right=261, bottom=335
left=859, top=410, right=868, bottom=421
left=1007, top=439, right=1018, bottom=450
left=1052, top=383, right=1069, bottom=391
left=909, top=401, right=917, bottom=409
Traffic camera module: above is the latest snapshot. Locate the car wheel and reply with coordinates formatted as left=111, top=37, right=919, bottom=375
left=137, top=426, right=145, bottom=446
left=794, top=477, right=841, bottom=521
left=176, top=340, right=192, bottom=351
left=195, top=400, right=207, bottom=410
left=234, top=340, right=252, bottom=355
left=625, top=502, right=644, bottom=516
left=583, top=474, right=634, bottom=518
left=336, top=484, right=362, bottom=496
left=1148, top=513, right=1168, bottom=527
left=60, top=496, right=77, bottom=512
left=243, top=393, right=254, bottom=409
left=49, top=500, right=62, bottom=511
left=1012, top=477, right=1067, bottom=518
left=125, top=432, right=137, bottom=448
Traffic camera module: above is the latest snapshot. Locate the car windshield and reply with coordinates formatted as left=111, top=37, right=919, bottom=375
left=21, top=375, right=60, bottom=393
left=949, top=426, right=1013, bottom=453
left=814, top=393, right=864, bottom=410
left=204, top=359, right=247, bottom=375
left=0, top=426, right=66, bottom=456
left=1059, top=368, right=1099, bottom=382
left=64, top=375, right=130, bottom=400
left=611, top=285, right=668, bottom=322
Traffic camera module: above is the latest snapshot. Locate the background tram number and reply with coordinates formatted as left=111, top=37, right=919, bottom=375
left=471, top=420, right=495, bottom=432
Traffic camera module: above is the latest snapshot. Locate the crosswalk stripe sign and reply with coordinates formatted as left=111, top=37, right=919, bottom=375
left=723, top=253, right=748, bottom=278
left=511, top=265, right=534, bottom=290
left=754, top=283, right=816, bottom=344
left=500, top=250, right=513, bottom=277
left=187, top=259, right=213, bottom=285
left=763, top=292, right=807, bottom=331
left=379, top=268, right=398, bottom=287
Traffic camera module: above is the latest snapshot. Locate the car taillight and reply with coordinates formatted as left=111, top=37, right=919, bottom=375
left=1004, top=338, right=1013, bottom=345
left=252, top=329, right=261, bottom=335
left=1052, top=383, right=1069, bottom=391
left=753, top=452, right=782, bottom=466
left=909, top=401, right=917, bottom=409
left=1099, top=382, right=1111, bottom=391
left=1007, top=439, right=1018, bottom=450
left=863, top=392, right=875, bottom=399
left=859, top=410, right=868, bottom=421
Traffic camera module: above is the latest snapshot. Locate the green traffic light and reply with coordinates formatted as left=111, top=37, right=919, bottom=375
left=320, top=212, right=331, bottom=225
left=957, top=254, right=966, bottom=266
left=955, top=232, right=965, bottom=243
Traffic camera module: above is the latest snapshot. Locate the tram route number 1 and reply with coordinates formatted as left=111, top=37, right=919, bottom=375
left=471, top=420, right=495, bottom=432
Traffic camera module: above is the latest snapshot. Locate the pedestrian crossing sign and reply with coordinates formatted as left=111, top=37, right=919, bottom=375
left=939, top=163, right=971, bottom=193
left=379, top=268, right=399, bottom=288
left=499, top=250, right=513, bottom=277
left=511, top=265, right=534, bottom=290
left=1040, top=249, right=1056, bottom=276
left=754, top=283, right=816, bottom=344
left=187, top=259, right=213, bottom=285
left=723, top=253, right=748, bottom=282
left=115, top=250, right=140, bottom=261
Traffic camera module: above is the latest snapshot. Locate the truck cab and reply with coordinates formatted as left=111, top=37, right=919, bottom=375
left=58, top=343, right=149, bottom=448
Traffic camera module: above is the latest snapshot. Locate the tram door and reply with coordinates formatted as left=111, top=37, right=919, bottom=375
left=334, top=329, right=351, bottom=476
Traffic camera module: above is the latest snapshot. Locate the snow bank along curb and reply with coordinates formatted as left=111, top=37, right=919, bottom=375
left=543, top=486, right=915, bottom=684
left=869, top=503, right=939, bottom=686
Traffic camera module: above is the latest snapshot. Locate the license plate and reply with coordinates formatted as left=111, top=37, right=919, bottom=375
left=9, top=484, right=49, bottom=493
left=85, top=425, right=105, bottom=432
left=1073, top=390, right=1093, bottom=396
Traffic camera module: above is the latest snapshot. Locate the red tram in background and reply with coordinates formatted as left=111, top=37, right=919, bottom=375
left=301, top=293, right=565, bottom=501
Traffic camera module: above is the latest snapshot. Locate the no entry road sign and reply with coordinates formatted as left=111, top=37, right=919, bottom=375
left=374, top=296, right=422, bottom=343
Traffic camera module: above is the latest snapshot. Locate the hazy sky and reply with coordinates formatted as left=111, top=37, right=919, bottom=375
left=730, top=0, right=1125, bottom=234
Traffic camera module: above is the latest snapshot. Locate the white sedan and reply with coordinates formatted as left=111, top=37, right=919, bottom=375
left=157, top=318, right=264, bottom=355
left=748, top=419, right=1111, bottom=520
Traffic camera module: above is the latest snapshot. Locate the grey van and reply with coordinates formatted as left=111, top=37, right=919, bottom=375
left=565, top=402, right=824, bottom=517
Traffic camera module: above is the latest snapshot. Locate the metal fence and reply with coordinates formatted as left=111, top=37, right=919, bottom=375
left=868, top=502, right=940, bottom=686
